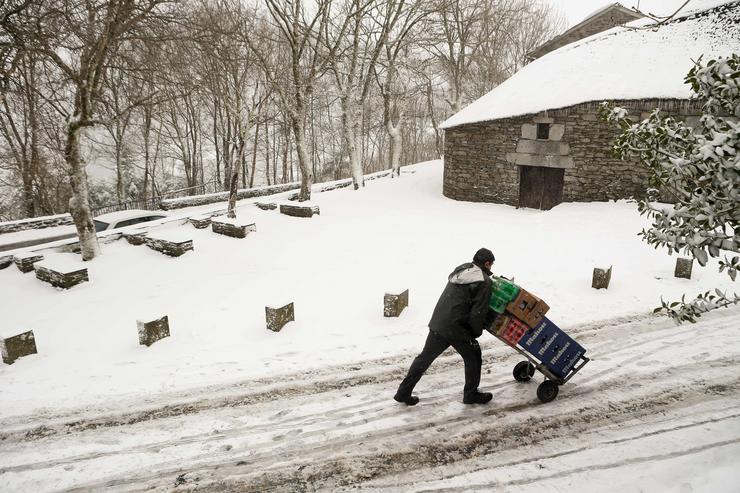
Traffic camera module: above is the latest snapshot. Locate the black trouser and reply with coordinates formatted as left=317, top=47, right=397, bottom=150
left=395, top=329, right=482, bottom=401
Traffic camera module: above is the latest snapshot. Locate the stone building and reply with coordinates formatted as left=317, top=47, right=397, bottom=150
left=441, top=1, right=740, bottom=210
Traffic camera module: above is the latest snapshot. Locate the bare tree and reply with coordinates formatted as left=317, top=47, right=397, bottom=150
left=6, top=0, right=175, bottom=260
left=244, top=0, right=353, bottom=201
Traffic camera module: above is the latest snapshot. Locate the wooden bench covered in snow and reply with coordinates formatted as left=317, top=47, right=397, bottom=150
left=34, top=255, right=89, bottom=289
left=279, top=204, right=320, bottom=218
left=211, top=216, right=257, bottom=239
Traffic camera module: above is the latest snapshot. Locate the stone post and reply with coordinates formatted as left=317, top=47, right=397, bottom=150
left=674, top=258, right=693, bottom=279
left=1, top=331, right=37, bottom=364
left=137, top=316, right=170, bottom=346
left=266, top=302, right=295, bottom=332
left=592, top=266, right=612, bottom=289
left=384, top=289, right=409, bottom=317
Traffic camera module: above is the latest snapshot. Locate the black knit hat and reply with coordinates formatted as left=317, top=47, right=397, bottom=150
left=473, top=247, right=495, bottom=264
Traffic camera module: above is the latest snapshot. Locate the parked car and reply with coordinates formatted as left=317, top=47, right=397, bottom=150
left=93, top=209, right=168, bottom=232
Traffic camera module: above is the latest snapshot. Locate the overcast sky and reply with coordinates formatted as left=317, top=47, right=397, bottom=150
left=544, top=0, right=702, bottom=28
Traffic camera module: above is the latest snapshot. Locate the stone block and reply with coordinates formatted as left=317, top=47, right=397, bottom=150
left=211, top=219, right=256, bottom=239
left=384, top=289, right=409, bottom=317
left=190, top=217, right=211, bottom=229
left=14, top=254, right=44, bottom=273
left=674, top=257, right=693, bottom=279
left=549, top=124, right=565, bottom=141
left=515, top=139, right=570, bottom=156
left=266, top=302, right=294, bottom=332
left=137, top=316, right=170, bottom=346
left=255, top=202, right=277, bottom=210
left=521, top=124, right=537, bottom=140
left=123, top=232, right=148, bottom=245
left=280, top=204, right=320, bottom=218
left=592, top=266, right=612, bottom=290
left=1, top=330, right=37, bottom=364
left=35, top=265, right=88, bottom=289
left=505, top=152, right=575, bottom=169
left=533, top=116, right=554, bottom=124
left=0, top=255, right=13, bottom=270
left=145, top=237, right=193, bottom=257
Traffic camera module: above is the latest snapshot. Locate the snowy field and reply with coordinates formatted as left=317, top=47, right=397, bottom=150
left=0, top=160, right=738, bottom=491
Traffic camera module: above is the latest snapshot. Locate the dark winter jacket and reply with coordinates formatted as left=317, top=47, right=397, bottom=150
left=428, top=262, right=495, bottom=341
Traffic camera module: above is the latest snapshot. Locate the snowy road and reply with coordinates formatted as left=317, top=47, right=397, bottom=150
left=1, top=307, right=739, bottom=492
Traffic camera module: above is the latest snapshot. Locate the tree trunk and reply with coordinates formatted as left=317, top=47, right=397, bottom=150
left=250, top=121, right=260, bottom=188
left=264, top=120, right=271, bottom=186
left=66, top=120, right=100, bottom=261
left=291, top=115, right=313, bottom=201
left=340, top=95, right=364, bottom=190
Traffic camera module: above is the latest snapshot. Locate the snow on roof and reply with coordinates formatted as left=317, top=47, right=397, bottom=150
left=441, top=1, right=740, bottom=129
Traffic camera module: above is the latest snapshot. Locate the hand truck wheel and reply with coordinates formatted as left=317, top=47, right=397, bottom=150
left=513, top=361, right=536, bottom=382
left=537, top=380, right=559, bottom=403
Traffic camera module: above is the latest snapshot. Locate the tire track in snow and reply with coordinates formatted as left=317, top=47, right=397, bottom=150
left=0, top=311, right=693, bottom=443
left=57, top=365, right=739, bottom=492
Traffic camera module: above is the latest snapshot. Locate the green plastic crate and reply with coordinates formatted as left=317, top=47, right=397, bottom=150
left=491, top=277, right=520, bottom=302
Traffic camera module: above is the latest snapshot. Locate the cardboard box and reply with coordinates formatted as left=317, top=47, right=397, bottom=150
left=506, top=288, right=550, bottom=328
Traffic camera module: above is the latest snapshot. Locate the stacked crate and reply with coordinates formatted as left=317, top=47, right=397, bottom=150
left=488, top=276, right=585, bottom=380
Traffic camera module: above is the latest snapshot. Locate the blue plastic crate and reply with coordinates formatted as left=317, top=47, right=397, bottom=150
left=519, top=316, right=586, bottom=379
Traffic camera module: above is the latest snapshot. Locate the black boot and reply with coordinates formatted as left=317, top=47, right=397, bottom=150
left=463, top=391, right=492, bottom=404
left=394, top=394, right=420, bottom=406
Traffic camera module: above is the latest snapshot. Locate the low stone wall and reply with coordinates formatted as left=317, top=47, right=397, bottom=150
left=443, top=98, right=704, bottom=206
left=211, top=220, right=256, bottom=239
left=35, top=265, right=89, bottom=289
left=280, top=204, right=320, bottom=218
left=146, top=237, right=193, bottom=257
left=160, top=183, right=300, bottom=210
left=14, top=254, right=44, bottom=273
left=0, top=214, right=74, bottom=235
left=0, top=255, right=12, bottom=270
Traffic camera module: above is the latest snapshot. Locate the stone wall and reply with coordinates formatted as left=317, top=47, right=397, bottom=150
left=0, top=214, right=74, bottom=235
left=443, top=99, right=703, bottom=206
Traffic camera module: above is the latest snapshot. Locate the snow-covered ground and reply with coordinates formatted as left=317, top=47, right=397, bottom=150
left=1, top=160, right=738, bottom=491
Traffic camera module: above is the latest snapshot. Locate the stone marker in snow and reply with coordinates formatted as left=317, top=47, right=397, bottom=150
left=137, top=316, right=170, bottom=346
left=189, top=216, right=211, bottom=229
left=255, top=202, right=277, bottom=210
left=211, top=216, right=257, bottom=239
left=14, top=253, right=44, bottom=273
left=266, top=302, right=294, bottom=332
left=592, top=266, right=613, bottom=290
left=145, top=233, right=193, bottom=257
left=674, top=257, right=693, bottom=279
left=123, top=232, right=148, bottom=246
left=0, top=255, right=13, bottom=270
left=384, top=289, right=409, bottom=317
left=279, top=204, right=320, bottom=218
left=1, top=330, right=37, bottom=364
left=35, top=263, right=88, bottom=289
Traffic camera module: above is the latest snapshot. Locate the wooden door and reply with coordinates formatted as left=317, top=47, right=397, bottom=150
left=519, top=166, right=564, bottom=210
